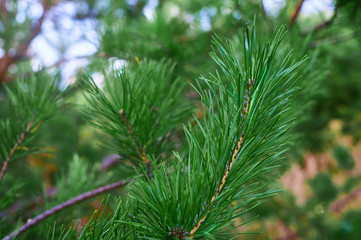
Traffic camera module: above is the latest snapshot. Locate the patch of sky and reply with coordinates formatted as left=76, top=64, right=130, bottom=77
left=199, top=7, right=217, bottom=32
left=143, top=0, right=158, bottom=21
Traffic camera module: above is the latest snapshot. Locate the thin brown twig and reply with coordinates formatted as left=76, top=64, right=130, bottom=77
left=0, top=121, right=33, bottom=182
left=1, top=153, right=124, bottom=222
left=0, top=0, right=52, bottom=84
left=119, top=109, right=149, bottom=163
left=16, top=1, right=48, bottom=59
left=0, top=187, right=58, bottom=222
left=289, top=0, right=305, bottom=26
left=1, top=174, right=152, bottom=240
left=314, top=18, right=334, bottom=32
left=330, top=186, right=361, bottom=213
left=0, top=0, right=8, bottom=21
left=1, top=153, right=135, bottom=224
left=189, top=78, right=254, bottom=238
left=313, top=11, right=337, bottom=32
left=300, top=10, right=337, bottom=36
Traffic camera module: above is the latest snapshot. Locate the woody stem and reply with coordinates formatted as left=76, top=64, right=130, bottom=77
left=189, top=78, right=254, bottom=238
left=119, top=109, right=149, bottom=163
left=0, top=120, right=33, bottom=182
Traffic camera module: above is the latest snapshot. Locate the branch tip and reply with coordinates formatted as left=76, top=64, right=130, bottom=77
left=189, top=78, right=255, bottom=238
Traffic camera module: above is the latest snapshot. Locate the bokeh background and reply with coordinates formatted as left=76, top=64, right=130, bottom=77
left=1, top=0, right=361, bottom=239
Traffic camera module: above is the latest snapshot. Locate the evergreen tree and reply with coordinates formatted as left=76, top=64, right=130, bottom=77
left=1, top=1, right=361, bottom=239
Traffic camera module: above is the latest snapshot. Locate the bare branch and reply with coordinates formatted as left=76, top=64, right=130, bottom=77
left=1, top=175, right=151, bottom=240
left=313, top=11, right=337, bottom=32
left=0, top=0, right=8, bottom=20
left=289, top=0, right=305, bottom=26
left=0, top=0, right=53, bottom=84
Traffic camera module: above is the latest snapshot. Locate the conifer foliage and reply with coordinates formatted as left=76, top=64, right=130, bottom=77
left=0, top=71, right=67, bottom=182
left=2, top=0, right=361, bottom=239
left=69, top=25, right=308, bottom=239
left=81, top=60, right=193, bottom=167
left=0, top=19, right=317, bottom=239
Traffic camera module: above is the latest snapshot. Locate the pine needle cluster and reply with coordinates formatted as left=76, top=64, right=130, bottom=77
left=63, top=24, right=311, bottom=240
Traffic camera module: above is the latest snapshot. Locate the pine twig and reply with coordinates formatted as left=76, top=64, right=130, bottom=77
left=1, top=175, right=152, bottom=240
left=289, top=0, right=305, bottom=26
left=0, top=121, right=33, bottom=182
left=0, top=155, right=127, bottom=223
left=119, top=109, right=149, bottom=163
left=189, top=78, right=254, bottom=238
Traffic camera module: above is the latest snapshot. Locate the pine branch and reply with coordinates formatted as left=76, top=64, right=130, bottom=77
left=77, top=25, right=308, bottom=240
left=82, top=60, right=193, bottom=165
left=119, top=109, right=149, bottom=164
left=1, top=176, right=150, bottom=240
left=111, top=24, right=304, bottom=239
left=189, top=78, right=254, bottom=238
left=0, top=70, right=68, bottom=186
left=0, top=120, right=33, bottom=182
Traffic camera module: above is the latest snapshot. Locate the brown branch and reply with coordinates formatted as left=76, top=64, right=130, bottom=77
left=0, top=0, right=52, bottom=84
left=189, top=78, right=254, bottom=238
left=330, top=186, right=361, bottom=213
left=119, top=109, right=149, bottom=163
left=301, top=10, right=337, bottom=35
left=1, top=175, right=146, bottom=240
left=314, top=18, right=334, bottom=32
left=0, top=0, right=7, bottom=20
left=0, top=187, right=57, bottom=223
left=289, top=0, right=305, bottom=26
left=16, top=1, right=48, bottom=59
left=313, top=11, right=337, bottom=32
left=0, top=121, right=33, bottom=182
left=0, top=54, right=15, bottom=84
left=0, top=154, right=128, bottom=223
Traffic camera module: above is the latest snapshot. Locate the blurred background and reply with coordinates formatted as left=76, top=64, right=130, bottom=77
left=1, top=0, right=361, bottom=239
